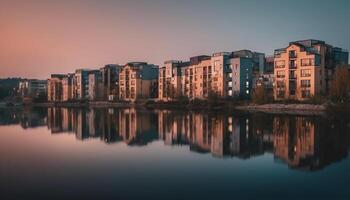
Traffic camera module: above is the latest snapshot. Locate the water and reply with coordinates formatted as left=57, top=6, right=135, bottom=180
left=1, top=107, right=350, bottom=200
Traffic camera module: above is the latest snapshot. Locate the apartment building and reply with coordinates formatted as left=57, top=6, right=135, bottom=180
left=274, top=39, right=348, bottom=100
left=88, top=70, right=103, bottom=101
left=119, top=62, right=158, bottom=101
left=161, top=52, right=256, bottom=100
left=211, top=52, right=231, bottom=98
left=158, top=60, right=189, bottom=101
left=74, top=69, right=91, bottom=100
left=62, top=74, right=74, bottom=101
left=229, top=57, right=254, bottom=99
left=100, top=64, right=121, bottom=101
left=181, top=55, right=212, bottom=99
left=47, top=74, right=66, bottom=102
left=19, top=79, right=47, bottom=100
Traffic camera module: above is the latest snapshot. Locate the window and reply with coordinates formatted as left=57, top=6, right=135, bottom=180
left=289, top=60, right=296, bottom=68
left=301, top=80, right=311, bottom=87
left=301, top=58, right=314, bottom=66
left=275, top=60, right=285, bottom=68
left=302, top=90, right=311, bottom=98
left=301, top=69, right=311, bottom=77
left=289, top=50, right=296, bottom=58
left=277, top=70, right=285, bottom=78
left=229, top=73, right=232, bottom=78
left=277, top=90, right=285, bottom=98
left=277, top=81, right=285, bottom=88
left=290, top=70, right=296, bottom=79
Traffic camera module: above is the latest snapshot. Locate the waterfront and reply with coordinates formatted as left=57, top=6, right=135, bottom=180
left=1, top=107, right=350, bottom=199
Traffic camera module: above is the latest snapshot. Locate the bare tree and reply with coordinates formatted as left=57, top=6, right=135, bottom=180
left=330, top=65, right=350, bottom=102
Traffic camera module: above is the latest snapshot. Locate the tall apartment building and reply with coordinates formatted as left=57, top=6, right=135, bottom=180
left=161, top=52, right=256, bottom=100
left=119, top=62, right=159, bottom=101
left=88, top=70, right=103, bottom=101
left=211, top=52, right=231, bottom=98
left=158, top=60, right=189, bottom=101
left=100, top=64, right=121, bottom=101
left=274, top=39, right=348, bottom=100
left=74, top=69, right=91, bottom=100
left=62, top=74, right=74, bottom=101
left=47, top=74, right=66, bottom=102
left=182, top=55, right=212, bottom=99
left=229, top=57, right=254, bottom=99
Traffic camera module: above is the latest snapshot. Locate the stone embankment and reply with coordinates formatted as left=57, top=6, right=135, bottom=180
left=235, top=104, right=327, bottom=115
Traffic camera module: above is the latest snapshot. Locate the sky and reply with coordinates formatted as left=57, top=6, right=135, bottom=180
left=0, top=0, right=349, bottom=79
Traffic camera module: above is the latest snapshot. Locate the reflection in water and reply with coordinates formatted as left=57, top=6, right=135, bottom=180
left=1, top=107, right=350, bottom=171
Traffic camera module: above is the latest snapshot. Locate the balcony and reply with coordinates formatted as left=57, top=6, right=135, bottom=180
left=289, top=74, right=297, bottom=80
left=289, top=51, right=297, bottom=58
left=289, top=64, right=297, bottom=69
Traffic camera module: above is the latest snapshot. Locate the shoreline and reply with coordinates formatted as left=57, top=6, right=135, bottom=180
left=2, top=101, right=349, bottom=115
left=235, top=104, right=328, bottom=115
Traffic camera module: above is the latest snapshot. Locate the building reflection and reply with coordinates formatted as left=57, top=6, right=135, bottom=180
left=0, top=107, right=47, bottom=128
left=1, top=107, right=350, bottom=171
left=273, top=116, right=350, bottom=170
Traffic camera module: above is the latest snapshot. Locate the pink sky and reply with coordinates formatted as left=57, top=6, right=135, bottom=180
left=1, top=0, right=349, bottom=79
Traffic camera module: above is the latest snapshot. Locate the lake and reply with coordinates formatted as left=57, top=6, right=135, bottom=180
left=1, top=107, right=350, bottom=199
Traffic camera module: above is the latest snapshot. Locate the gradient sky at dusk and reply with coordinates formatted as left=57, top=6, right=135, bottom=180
left=1, top=0, right=349, bottom=78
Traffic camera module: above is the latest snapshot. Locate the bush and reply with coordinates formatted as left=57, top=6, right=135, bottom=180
left=252, top=85, right=272, bottom=104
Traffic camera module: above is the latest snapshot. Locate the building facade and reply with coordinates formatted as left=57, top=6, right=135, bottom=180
left=19, top=79, right=47, bottom=100
left=230, top=57, right=254, bottom=99
left=74, top=69, right=91, bottom=100
left=211, top=52, right=231, bottom=98
left=158, top=60, right=189, bottom=101
left=88, top=70, right=103, bottom=101
left=62, top=74, right=74, bottom=101
left=274, top=39, right=348, bottom=100
left=181, top=55, right=212, bottom=99
left=100, top=64, right=121, bottom=101
left=47, top=74, right=66, bottom=102
left=232, top=50, right=266, bottom=75
left=160, top=52, right=257, bottom=101
left=119, top=62, right=159, bottom=101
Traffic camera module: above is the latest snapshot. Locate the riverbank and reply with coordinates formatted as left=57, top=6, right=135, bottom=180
left=235, top=104, right=328, bottom=115
left=2, top=100, right=349, bottom=115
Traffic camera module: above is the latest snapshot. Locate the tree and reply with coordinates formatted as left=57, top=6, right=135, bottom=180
left=330, top=65, right=350, bottom=103
left=252, top=85, right=271, bottom=104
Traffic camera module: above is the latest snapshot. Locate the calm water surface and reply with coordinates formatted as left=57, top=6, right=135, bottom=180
left=1, top=107, right=350, bottom=200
